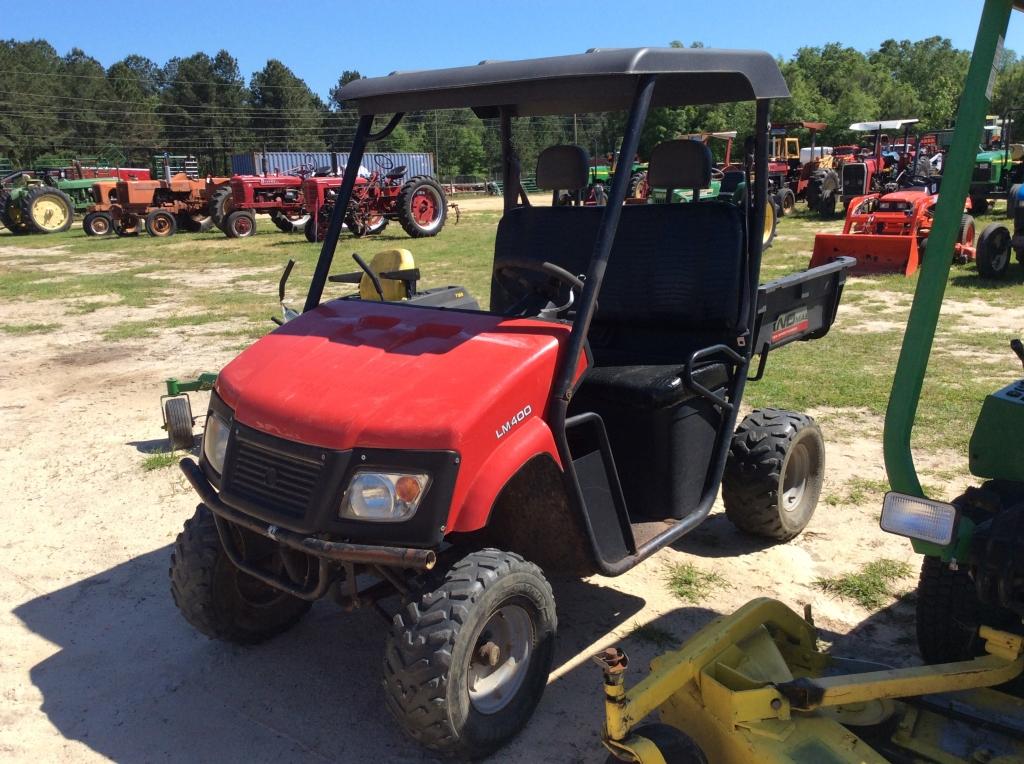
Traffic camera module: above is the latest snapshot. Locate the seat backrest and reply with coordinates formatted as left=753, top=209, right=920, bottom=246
left=536, top=144, right=590, bottom=205
left=491, top=201, right=746, bottom=362
left=647, top=139, right=713, bottom=200
left=719, top=169, right=744, bottom=195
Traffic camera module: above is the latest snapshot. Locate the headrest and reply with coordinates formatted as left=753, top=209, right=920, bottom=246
left=647, top=139, right=713, bottom=189
left=536, top=145, right=590, bottom=191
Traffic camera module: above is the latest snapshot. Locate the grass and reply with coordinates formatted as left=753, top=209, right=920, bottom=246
left=0, top=322, right=59, bottom=335
left=814, top=559, right=913, bottom=609
left=141, top=450, right=178, bottom=471
left=664, top=562, right=728, bottom=604
left=628, top=621, right=679, bottom=649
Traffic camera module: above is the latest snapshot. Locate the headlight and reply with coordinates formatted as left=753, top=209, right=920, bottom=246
left=340, top=470, right=430, bottom=522
left=880, top=491, right=957, bottom=546
left=203, top=413, right=231, bottom=475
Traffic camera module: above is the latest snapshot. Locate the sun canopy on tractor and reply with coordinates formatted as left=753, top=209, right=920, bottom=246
left=338, top=48, right=789, bottom=116
left=848, top=119, right=920, bottom=132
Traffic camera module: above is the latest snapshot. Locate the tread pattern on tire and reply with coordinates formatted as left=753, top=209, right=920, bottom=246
left=169, top=506, right=311, bottom=645
left=382, top=548, right=554, bottom=758
left=164, top=397, right=193, bottom=450
left=209, top=187, right=233, bottom=227
left=397, top=175, right=447, bottom=238
left=722, top=408, right=821, bottom=540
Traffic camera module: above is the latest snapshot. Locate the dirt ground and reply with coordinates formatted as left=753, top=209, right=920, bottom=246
left=0, top=209, right=1018, bottom=762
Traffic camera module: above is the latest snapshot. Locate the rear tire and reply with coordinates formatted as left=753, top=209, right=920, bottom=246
left=722, top=409, right=824, bottom=541
left=180, top=213, right=213, bottom=233
left=976, top=222, right=1012, bottom=278
left=83, top=211, right=113, bottom=236
left=603, top=723, right=708, bottom=764
left=1008, top=184, right=1021, bottom=218
left=145, top=210, right=177, bottom=238
left=208, top=186, right=233, bottom=227
left=762, top=198, right=778, bottom=250
left=163, top=397, right=194, bottom=450
left=271, top=211, right=309, bottom=233
left=170, top=506, right=312, bottom=645
left=224, top=210, right=256, bottom=238
left=397, top=175, right=447, bottom=237
left=303, top=217, right=320, bottom=243
left=383, top=549, right=556, bottom=759
left=20, top=186, right=74, bottom=233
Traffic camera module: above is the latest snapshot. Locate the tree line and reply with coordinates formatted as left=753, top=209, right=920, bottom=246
left=0, top=37, right=1021, bottom=179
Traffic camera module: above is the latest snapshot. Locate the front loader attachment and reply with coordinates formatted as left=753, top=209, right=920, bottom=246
left=810, top=232, right=921, bottom=277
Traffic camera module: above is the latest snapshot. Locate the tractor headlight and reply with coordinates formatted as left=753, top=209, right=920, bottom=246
left=880, top=492, right=957, bottom=546
left=340, top=471, right=430, bottom=522
left=202, top=413, right=231, bottom=475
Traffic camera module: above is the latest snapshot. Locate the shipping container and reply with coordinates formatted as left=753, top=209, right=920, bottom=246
left=230, top=151, right=435, bottom=179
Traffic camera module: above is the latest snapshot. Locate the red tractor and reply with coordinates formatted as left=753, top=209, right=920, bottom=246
left=766, top=121, right=827, bottom=215
left=343, top=155, right=449, bottom=238
left=808, top=175, right=1009, bottom=276
left=209, top=169, right=312, bottom=239
left=300, top=175, right=349, bottom=242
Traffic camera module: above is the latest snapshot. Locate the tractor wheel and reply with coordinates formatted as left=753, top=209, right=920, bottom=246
left=1008, top=184, right=1021, bottom=218
left=82, top=211, right=113, bottom=236
left=19, top=186, right=73, bottom=233
left=344, top=209, right=388, bottom=237
left=762, top=198, right=778, bottom=250
left=180, top=213, right=213, bottom=233
left=627, top=171, right=646, bottom=199
left=113, top=214, right=140, bottom=237
left=0, top=192, right=28, bottom=234
left=603, top=724, right=708, bottom=764
left=383, top=548, right=556, bottom=759
left=208, top=187, right=233, bottom=227
left=814, top=169, right=840, bottom=218
left=970, top=195, right=990, bottom=216
left=777, top=187, right=796, bottom=216
left=270, top=211, right=310, bottom=233
left=722, top=408, right=824, bottom=541
left=163, top=396, right=194, bottom=450
left=976, top=222, right=1012, bottom=278
left=170, top=506, right=312, bottom=645
left=397, top=175, right=447, bottom=237
left=303, top=218, right=320, bottom=243
left=145, top=210, right=178, bottom=238
left=224, top=210, right=256, bottom=238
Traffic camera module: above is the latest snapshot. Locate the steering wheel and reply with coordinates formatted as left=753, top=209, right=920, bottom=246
left=498, top=260, right=587, bottom=319
left=711, top=167, right=725, bottom=180
left=373, top=154, right=395, bottom=171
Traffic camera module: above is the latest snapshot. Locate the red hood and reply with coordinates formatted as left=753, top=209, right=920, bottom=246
left=880, top=189, right=935, bottom=204
left=216, top=300, right=571, bottom=452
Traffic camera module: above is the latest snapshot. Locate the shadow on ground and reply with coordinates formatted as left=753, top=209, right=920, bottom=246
left=14, top=547, right=661, bottom=763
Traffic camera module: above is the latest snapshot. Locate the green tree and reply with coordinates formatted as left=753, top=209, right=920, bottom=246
left=250, top=59, right=326, bottom=151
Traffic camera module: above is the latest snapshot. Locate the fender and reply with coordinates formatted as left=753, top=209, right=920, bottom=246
left=449, top=416, right=562, bottom=533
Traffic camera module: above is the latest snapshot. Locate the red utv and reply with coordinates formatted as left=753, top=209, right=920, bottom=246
left=170, top=48, right=854, bottom=759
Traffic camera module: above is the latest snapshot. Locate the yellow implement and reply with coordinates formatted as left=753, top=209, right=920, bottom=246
left=598, top=598, right=1024, bottom=763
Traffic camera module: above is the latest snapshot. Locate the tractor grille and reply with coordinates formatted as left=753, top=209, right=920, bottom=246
left=842, top=164, right=866, bottom=197
left=228, top=438, right=323, bottom=519
left=973, top=166, right=992, bottom=183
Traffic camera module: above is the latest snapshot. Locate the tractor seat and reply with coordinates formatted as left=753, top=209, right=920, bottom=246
left=646, top=139, right=713, bottom=201
left=385, top=165, right=407, bottom=180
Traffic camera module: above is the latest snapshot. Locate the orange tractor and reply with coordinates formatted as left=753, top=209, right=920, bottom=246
left=109, top=163, right=228, bottom=237
left=809, top=177, right=1010, bottom=276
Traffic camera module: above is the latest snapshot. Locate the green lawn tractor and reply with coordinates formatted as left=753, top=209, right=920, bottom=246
left=969, top=111, right=1024, bottom=214
left=597, top=3, right=1024, bottom=761
left=0, top=171, right=74, bottom=235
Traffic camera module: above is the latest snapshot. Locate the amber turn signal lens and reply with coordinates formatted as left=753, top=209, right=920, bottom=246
left=395, top=475, right=422, bottom=503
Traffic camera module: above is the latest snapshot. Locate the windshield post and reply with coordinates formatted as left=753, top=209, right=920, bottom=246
left=304, top=113, right=375, bottom=313
left=499, top=107, right=518, bottom=213
left=550, top=73, right=657, bottom=406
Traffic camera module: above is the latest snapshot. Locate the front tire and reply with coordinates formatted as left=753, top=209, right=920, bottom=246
left=145, top=210, right=178, bottom=237
left=163, top=396, right=194, bottom=450
left=83, top=211, right=113, bottom=236
left=170, top=506, right=311, bottom=644
left=604, top=724, right=708, bottom=764
left=777, top=187, right=796, bottom=216
left=976, top=222, right=1012, bottom=278
left=722, top=409, right=824, bottom=541
left=224, top=210, right=256, bottom=238
left=383, top=549, right=556, bottom=759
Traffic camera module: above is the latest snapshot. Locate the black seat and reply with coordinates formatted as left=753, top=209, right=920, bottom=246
left=385, top=165, right=407, bottom=180
left=535, top=144, right=589, bottom=205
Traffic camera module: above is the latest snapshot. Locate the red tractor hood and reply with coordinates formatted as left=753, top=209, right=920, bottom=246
left=215, top=300, right=573, bottom=452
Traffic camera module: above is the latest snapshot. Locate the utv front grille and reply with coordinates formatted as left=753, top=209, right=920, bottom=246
left=229, top=438, right=323, bottom=519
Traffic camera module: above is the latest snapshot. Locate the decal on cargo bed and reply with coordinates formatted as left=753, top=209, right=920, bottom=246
left=496, top=404, right=532, bottom=439
left=771, top=307, right=810, bottom=344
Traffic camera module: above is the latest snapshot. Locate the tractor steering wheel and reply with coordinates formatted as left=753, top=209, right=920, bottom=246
left=374, top=154, right=395, bottom=171
left=498, top=260, right=587, bottom=319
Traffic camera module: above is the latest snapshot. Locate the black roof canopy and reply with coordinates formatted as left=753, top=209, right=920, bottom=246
left=340, top=47, right=789, bottom=117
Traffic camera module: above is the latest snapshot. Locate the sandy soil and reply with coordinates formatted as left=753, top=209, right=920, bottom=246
left=0, top=225, right=1016, bottom=763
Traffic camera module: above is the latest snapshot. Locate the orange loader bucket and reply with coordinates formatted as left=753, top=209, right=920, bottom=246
left=809, top=233, right=920, bottom=277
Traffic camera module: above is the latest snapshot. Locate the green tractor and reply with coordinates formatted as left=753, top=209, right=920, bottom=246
left=883, top=0, right=1024, bottom=677
left=969, top=112, right=1024, bottom=214
left=0, top=171, right=74, bottom=235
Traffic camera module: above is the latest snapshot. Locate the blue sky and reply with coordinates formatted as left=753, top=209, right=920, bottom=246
left=4, top=0, right=1019, bottom=99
